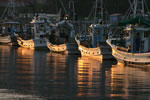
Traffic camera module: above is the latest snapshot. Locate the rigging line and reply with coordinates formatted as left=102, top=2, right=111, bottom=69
left=128, top=0, right=134, bottom=12
left=1, top=2, right=10, bottom=20
left=102, top=1, right=110, bottom=24
left=88, top=2, right=95, bottom=20
left=123, top=7, right=131, bottom=20
left=94, top=0, right=98, bottom=24
left=127, top=8, right=132, bottom=19
left=58, top=0, right=67, bottom=15
left=144, top=0, right=149, bottom=13
left=122, top=0, right=132, bottom=20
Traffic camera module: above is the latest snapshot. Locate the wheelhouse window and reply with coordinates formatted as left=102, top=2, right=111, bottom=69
left=88, top=27, right=92, bottom=33
left=96, top=29, right=100, bottom=35
left=144, top=32, right=149, bottom=38
left=125, top=30, right=129, bottom=37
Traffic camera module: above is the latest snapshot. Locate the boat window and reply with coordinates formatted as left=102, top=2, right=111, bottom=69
left=39, top=24, right=45, bottom=32
left=96, top=30, right=100, bottom=35
left=125, top=30, right=129, bottom=37
left=40, top=24, right=44, bottom=27
left=141, top=40, right=144, bottom=52
left=144, top=32, right=149, bottom=38
left=88, top=28, right=92, bottom=33
left=40, top=35, right=44, bottom=38
left=36, top=24, right=40, bottom=33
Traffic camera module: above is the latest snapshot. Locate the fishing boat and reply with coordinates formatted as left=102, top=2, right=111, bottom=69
left=0, top=21, right=21, bottom=45
left=75, top=0, right=112, bottom=60
left=0, top=35, right=11, bottom=44
left=106, top=0, right=150, bottom=65
left=75, top=24, right=112, bottom=60
left=17, top=14, right=51, bottom=49
left=0, top=0, right=21, bottom=46
left=47, top=20, right=79, bottom=54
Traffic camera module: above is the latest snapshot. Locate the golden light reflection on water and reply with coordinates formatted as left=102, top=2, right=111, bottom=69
left=17, top=47, right=34, bottom=57
left=1, top=46, right=150, bottom=99
left=16, top=47, right=34, bottom=67
left=0, top=45, right=11, bottom=68
left=47, top=53, right=67, bottom=66
left=77, top=57, right=102, bottom=97
left=110, top=64, right=129, bottom=99
left=110, top=63, right=150, bottom=99
left=15, top=47, right=34, bottom=91
left=16, top=47, right=34, bottom=73
left=0, top=46, right=35, bottom=93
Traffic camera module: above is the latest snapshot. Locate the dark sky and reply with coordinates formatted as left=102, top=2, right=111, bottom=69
left=1, top=0, right=150, bottom=18
left=41, top=0, right=130, bottom=17
left=29, top=0, right=129, bottom=16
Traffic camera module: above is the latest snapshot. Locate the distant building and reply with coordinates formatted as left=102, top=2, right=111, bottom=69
left=110, top=13, right=122, bottom=23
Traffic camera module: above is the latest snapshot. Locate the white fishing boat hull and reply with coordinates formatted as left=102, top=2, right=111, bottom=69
left=0, top=35, right=18, bottom=46
left=75, top=37, right=112, bottom=60
left=17, top=38, right=47, bottom=49
left=47, top=41, right=80, bottom=54
left=107, top=39, right=150, bottom=65
left=78, top=44, right=102, bottom=60
left=0, top=35, right=11, bottom=43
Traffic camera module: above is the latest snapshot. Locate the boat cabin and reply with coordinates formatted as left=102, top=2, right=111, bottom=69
left=89, top=24, right=105, bottom=48
left=110, top=13, right=122, bottom=23
left=1, top=21, right=20, bottom=36
left=52, top=20, right=75, bottom=44
left=123, top=26, right=150, bottom=53
left=30, top=15, right=51, bottom=39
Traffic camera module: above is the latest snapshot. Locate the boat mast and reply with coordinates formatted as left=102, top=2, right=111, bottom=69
left=94, top=0, right=104, bottom=24
left=1, top=0, right=17, bottom=20
left=58, top=0, right=67, bottom=16
left=125, top=0, right=148, bottom=19
left=69, top=0, right=75, bottom=21
left=133, top=0, right=144, bottom=17
left=8, top=0, right=17, bottom=19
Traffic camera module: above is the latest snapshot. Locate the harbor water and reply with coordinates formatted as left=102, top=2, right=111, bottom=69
left=0, top=45, right=150, bottom=100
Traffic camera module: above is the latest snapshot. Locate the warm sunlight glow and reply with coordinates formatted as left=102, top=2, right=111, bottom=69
left=77, top=57, right=101, bottom=96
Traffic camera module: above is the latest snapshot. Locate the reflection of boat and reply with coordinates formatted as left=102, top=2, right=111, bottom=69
left=0, top=45, right=11, bottom=63
left=17, top=14, right=51, bottom=49
left=110, top=63, right=150, bottom=98
left=77, top=57, right=102, bottom=97
left=47, top=20, right=79, bottom=54
left=107, top=0, right=150, bottom=65
left=17, top=47, right=34, bottom=57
